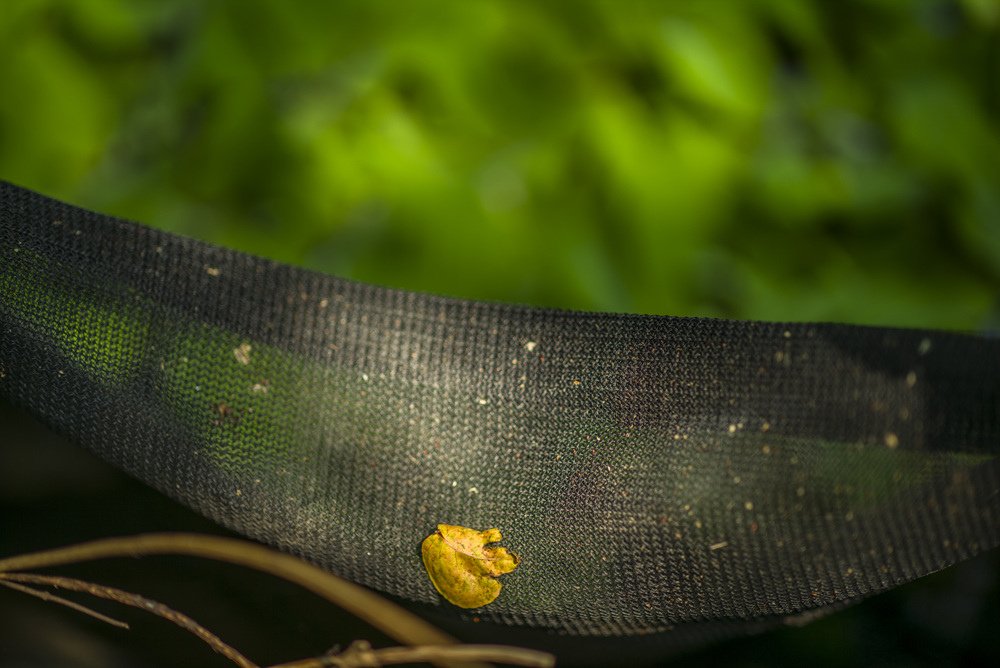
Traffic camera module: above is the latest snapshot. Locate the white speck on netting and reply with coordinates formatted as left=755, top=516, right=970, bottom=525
left=361, top=373, right=369, bottom=382
left=451, top=481, right=457, bottom=488
left=233, top=342, right=252, bottom=365
left=783, top=330, right=792, bottom=339
left=744, top=501, right=754, bottom=511
left=709, top=541, right=728, bottom=551
left=205, top=266, right=221, bottom=277
left=319, top=298, right=329, bottom=309
left=477, top=397, right=488, bottom=405
left=525, top=341, right=537, bottom=352
left=918, top=338, right=932, bottom=355
left=468, top=487, right=479, bottom=494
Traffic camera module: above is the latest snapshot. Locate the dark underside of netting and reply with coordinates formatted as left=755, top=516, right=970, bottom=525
left=1, top=181, right=998, bottom=655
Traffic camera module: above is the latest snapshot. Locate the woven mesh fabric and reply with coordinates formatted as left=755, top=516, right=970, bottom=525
left=1, top=180, right=998, bottom=644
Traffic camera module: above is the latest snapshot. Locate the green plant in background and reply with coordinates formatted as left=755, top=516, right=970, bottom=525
left=2, top=3, right=999, bottom=665
left=0, top=0, right=997, bottom=328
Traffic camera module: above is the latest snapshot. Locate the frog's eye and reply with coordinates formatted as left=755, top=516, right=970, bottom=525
left=421, top=524, right=519, bottom=609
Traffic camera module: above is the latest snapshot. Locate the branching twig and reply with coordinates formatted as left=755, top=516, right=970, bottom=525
left=0, top=577, right=129, bottom=629
left=0, top=534, right=557, bottom=668
left=0, top=572, right=256, bottom=667
left=270, top=640, right=555, bottom=668
left=0, top=533, right=453, bottom=649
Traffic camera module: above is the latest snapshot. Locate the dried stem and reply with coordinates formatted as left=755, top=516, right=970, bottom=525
left=0, top=577, right=129, bottom=629
left=0, top=533, right=453, bottom=648
left=0, top=572, right=255, bottom=668
left=0, top=534, right=556, bottom=668
left=271, top=640, right=555, bottom=668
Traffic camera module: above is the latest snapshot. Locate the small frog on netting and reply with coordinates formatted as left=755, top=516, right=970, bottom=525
left=421, top=524, right=519, bottom=608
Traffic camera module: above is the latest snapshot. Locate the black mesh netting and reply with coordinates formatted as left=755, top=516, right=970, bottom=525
left=1, top=181, right=998, bottom=650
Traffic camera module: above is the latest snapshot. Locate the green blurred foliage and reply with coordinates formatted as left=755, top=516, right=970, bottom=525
left=2, top=4, right=1000, bottom=666
left=1, top=0, right=998, bottom=327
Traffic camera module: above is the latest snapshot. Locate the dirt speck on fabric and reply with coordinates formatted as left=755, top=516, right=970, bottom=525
left=233, top=342, right=252, bottom=365
left=211, top=402, right=240, bottom=427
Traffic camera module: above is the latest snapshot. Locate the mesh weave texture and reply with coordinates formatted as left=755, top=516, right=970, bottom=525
left=1, top=181, right=998, bottom=644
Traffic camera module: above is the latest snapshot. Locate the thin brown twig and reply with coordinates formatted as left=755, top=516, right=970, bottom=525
left=0, top=577, right=129, bottom=629
left=0, top=534, right=557, bottom=668
left=0, top=533, right=455, bottom=650
left=0, top=572, right=257, bottom=668
left=270, top=640, right=556, bottom=668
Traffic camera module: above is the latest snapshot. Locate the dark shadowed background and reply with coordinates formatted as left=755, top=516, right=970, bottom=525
left=1, top=1, right=998, bottom=666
